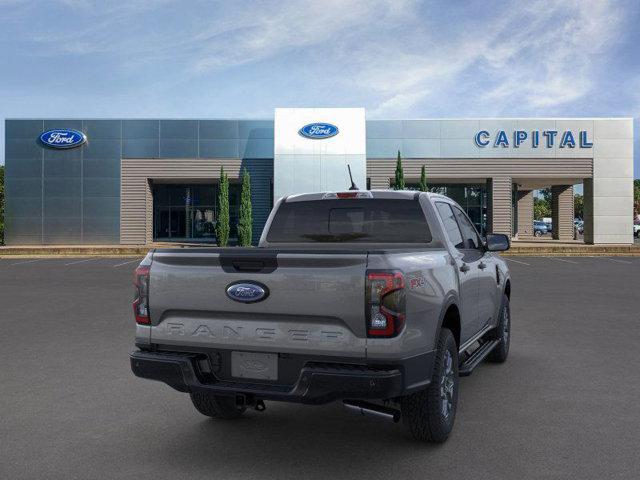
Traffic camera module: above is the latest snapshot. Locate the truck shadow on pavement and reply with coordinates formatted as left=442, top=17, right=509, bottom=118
left=143, top=401, right=449, bottom=478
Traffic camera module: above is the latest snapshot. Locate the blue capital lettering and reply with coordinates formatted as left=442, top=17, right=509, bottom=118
left=542, top=130, right=557, bottom=148
left=560, top=131, right=576, bottom=148
left=579, top=130, right=593, bottom=148
left=513, top=130, right=527, bottom=148
left=474, top=130, right=490, bottom=147
left=494, top=130, right=509, bottom=147
left=531, top=130, right=539, bottom=148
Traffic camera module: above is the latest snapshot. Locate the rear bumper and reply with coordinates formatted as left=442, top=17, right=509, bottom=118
left=130, top=350, right=426, bottom=404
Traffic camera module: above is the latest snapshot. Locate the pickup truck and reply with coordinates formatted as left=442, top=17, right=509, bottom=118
left=130, top=190, right=512, bottom=443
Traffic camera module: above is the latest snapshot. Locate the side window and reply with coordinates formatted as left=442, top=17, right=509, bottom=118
left=435, top=202, right=464, bottom=249
left=452, top=206, right=481, bottom=250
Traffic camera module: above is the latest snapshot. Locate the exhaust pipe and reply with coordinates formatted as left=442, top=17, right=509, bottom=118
left=343, top=400, right=401, bottom=423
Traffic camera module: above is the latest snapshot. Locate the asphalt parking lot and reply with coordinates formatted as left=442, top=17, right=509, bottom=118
left=1, top=256, right=639, bottom=480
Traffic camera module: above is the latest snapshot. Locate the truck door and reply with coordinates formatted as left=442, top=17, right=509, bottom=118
left=450, top=205, right=496, bottom=333
left=435, top=202, right=481, bottom=344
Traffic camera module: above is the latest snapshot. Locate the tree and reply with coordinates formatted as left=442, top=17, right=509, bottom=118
left=574, top=193, right=584, bottom=220
left=0, top=165, right=4, bottom=245
left=533, top=197, right=550, bottom=220
left=238, top=168, right=252, bottom=246
left=533, top=189, right=551, bottom=220
left=394, top=150, right=405, bottom=190
left=216, top=166, right=230, bottom=247
left=419, top=165, right=427, bottom=192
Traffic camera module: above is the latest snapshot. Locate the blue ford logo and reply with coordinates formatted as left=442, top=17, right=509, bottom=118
left=226, top=282, right=269, bottom=303
left=39, top=129, right=86, bottom=149
left=298, top=123, right=339, bottom=139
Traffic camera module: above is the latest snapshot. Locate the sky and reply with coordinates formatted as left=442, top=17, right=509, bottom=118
left=0, top=0, right=638, bottom=177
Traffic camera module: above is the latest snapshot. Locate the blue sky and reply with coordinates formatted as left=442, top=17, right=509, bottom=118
left=1, top=0, right=638, bottom=177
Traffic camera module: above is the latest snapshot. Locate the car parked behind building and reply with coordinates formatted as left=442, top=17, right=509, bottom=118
left=533, top=220, right=548, bottom=237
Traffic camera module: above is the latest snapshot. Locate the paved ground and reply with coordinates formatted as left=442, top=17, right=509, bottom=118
left=1, top=256, right=639, bottom=480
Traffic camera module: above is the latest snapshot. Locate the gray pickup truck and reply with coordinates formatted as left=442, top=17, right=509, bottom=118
left=130, top=190, right=511, bottom=442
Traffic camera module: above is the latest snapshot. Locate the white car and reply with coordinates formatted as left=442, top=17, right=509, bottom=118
left=634, top=223, right=640, bottom=237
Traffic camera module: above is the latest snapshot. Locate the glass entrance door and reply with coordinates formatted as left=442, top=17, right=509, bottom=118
left=153, top=184, right=217, bottom=242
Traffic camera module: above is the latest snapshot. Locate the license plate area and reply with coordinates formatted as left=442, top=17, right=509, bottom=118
left=231, top=351, right=278, bottom=381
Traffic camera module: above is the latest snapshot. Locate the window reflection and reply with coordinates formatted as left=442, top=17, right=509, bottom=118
left=152, top=183, right=241, bottom=243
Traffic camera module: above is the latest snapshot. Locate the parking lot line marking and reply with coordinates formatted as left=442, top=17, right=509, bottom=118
left=504, top=257, right=531, bottom=266
left=10, top=259, right=42, bottom=266
left=605, top=258, right=633, bottom=264
left=64, top=258, right=96, bottom=266
left=547, top=257, right=579, bottom=264
left=112, top=259, right=142, bottom=268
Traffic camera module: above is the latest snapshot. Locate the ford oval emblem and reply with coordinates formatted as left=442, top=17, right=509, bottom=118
left=298, top=123, right=339, bottom=139
left=39, top=129, right=86, bottom=149
left=226, top=281, right=269, bottom=303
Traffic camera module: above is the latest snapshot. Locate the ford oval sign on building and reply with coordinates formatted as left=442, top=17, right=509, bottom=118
left=298, top=123, right=339, bottom=139
left=39, top=129, right=86, bottom=149
left=226, top=281, right=269, bottom=303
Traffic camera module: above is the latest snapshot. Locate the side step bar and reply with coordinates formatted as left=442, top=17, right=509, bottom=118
left=458, top=339, right=500, bottom=377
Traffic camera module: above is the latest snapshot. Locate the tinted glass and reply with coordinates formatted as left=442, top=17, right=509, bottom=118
left=452, top=205, right=481, bottom=249
left=435, top=202, right=463, bottom=248
left=267, top=199, right=431, bottom=243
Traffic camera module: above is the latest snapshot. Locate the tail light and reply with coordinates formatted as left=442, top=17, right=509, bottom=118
left=133, top=265, right=151, bottom=325
left=366, top=271, right=405, bottom=337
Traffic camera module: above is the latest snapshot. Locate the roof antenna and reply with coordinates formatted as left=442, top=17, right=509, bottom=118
left=347, top=164, right=359, bottom=191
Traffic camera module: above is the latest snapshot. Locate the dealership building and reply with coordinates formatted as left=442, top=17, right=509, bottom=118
left=4, top=109, right=634, bottom=245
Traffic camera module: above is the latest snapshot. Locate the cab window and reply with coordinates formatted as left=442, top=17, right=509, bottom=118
left=451, top=205, right=482, bottom=250
left=435, top=202, right=464, bottom=248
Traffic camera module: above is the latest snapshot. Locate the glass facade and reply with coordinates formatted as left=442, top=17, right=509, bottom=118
left=152, top=183, right=243, bottom=243
left=4, top=119, right=274, bottom=245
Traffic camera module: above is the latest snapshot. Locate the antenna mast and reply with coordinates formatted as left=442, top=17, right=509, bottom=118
left=347, top=164, right=359, bottom=191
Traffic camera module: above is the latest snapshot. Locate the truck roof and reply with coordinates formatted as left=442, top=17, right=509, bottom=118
left=283, top=190, right=449, bottom=202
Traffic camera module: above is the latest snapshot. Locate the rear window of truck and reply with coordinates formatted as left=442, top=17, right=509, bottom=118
left=267, top=199, right=432, bottom=243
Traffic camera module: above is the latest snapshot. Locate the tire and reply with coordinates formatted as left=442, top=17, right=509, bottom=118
left=534, top=230, right=542, bottom=237
left=401, top=328, right=458, bottom=443
left=487, top=294, right=510, bottom=363
left=189, top=392, right=247, bottom=419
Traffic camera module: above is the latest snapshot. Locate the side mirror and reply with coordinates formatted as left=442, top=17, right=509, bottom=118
left=485, top=233, right=510, bottom=252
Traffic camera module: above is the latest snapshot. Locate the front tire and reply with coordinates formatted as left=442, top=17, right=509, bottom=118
left=401, top=328, right=458, bottom=443
left=487, top=294, right=510, bottom=363
left=190, top=392, right=246, bottom=419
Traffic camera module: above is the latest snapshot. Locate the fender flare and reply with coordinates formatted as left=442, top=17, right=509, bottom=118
left=432, top=292, right=461, bottom=349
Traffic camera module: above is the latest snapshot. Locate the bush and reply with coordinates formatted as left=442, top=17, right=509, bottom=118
left=216, top=166, right=230, bottom=247
left=238, top=168, right=252, bottom=246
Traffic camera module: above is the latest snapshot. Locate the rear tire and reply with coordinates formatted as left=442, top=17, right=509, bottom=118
left=401, top=328, right=458, bottom=443
left=190, top=392, right=246, bottom=419
left=487, top=294, right=510, bottom=363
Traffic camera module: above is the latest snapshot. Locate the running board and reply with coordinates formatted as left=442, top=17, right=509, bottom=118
left=458, top=339, right=500, bottom=377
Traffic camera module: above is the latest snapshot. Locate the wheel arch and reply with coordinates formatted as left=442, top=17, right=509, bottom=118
left=438, top=298, right=461, bottom=349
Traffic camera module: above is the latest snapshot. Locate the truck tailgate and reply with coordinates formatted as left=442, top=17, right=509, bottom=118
left=148, top=249, right=368, bottom=357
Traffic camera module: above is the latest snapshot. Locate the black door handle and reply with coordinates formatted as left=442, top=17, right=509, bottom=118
left=460, top=263, right=470, bottom=273
left=478, top=262, right=487, bottom=270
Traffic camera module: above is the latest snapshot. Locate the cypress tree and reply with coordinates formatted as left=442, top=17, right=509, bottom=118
left=394, top=150, right=405, bottom=190
left=419, top=165, right=428, bottom=192
left=216, top=166, right=230, bottom=247
left=238, top=168, right=253, bottom=246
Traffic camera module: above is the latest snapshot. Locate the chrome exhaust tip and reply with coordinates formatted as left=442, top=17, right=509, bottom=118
left=343, top=400, right=401, bottom=423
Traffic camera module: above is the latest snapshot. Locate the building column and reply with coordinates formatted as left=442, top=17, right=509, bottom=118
left=516, top=190, right=534, bottom=239
left=583, top=179, right=594, bottom=244
left=552, top=185, right=574, bottom=241
left=486, top=177, right=513, bottom=236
